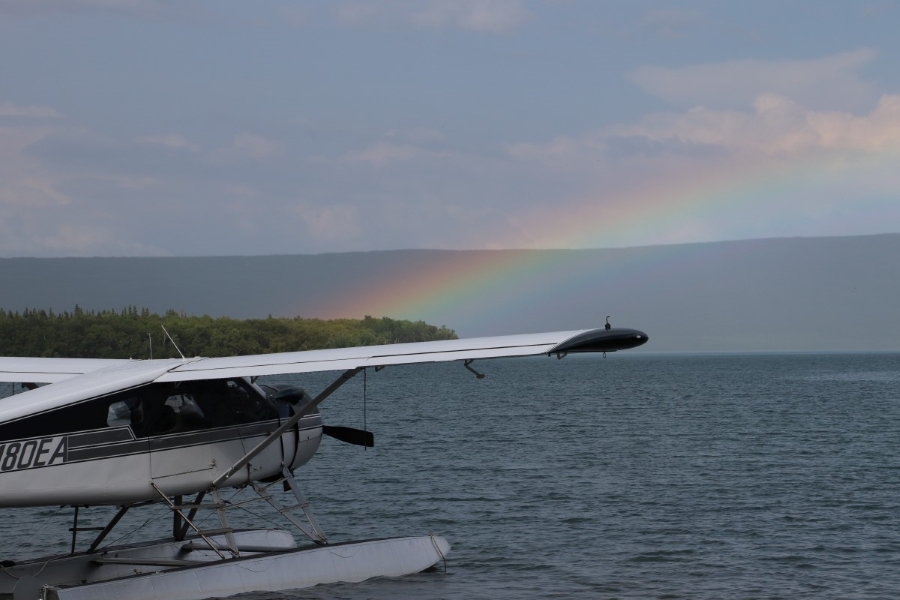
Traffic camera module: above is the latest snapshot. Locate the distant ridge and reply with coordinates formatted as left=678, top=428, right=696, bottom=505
left=1, top=234, right=898, bottom=351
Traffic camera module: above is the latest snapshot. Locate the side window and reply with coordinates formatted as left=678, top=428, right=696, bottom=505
left=107, top=397, right=143, bottom=427
left=152, top=392, right=207, bottom=434
left=0, top=392, right=121, bottom=440
left=190, top=380, right=237, bottom=428
left=227, top=379, right=278, bottom=423
left=137, top=379, right=279, bottom=436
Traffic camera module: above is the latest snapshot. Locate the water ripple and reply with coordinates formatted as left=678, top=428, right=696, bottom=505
left=2, top=352, right=899, bottom=598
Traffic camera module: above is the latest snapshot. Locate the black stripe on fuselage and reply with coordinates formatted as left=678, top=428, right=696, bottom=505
left=68, top=427, right=135, bottom=448
left=147, top=422, right=276, bottom=453
left=0, top=425, right=136, bottom=448
left=0, top=415, right=323, bottom=471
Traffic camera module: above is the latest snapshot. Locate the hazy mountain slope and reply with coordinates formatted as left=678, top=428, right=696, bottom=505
left=1, top=234, right=897, bottom=351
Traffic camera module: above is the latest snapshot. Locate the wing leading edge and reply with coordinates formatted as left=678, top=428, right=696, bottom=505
left=0, top=326, right=648, bottom=386
left=156, top=326, right=648, bottom=382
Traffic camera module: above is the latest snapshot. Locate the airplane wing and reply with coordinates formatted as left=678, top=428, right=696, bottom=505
left=156, top=326, right=648, bottom=382
left=0, top=357, right=129, bottom=383
left=0, top=327, right=647, bottom=385
left=0, top=326, right=648, bottom=488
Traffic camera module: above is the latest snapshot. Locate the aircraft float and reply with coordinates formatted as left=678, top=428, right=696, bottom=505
left=0, top=323, right=647, bottom=600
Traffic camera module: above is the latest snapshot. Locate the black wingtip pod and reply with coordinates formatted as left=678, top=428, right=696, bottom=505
left=551, top=327, right=649, bottom=354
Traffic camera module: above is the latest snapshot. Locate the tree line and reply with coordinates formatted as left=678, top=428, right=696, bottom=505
left=0, top=306, right=457, bottom=359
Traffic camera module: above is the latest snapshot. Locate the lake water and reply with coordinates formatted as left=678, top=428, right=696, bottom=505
left=2, top=352, right=899, bottom=599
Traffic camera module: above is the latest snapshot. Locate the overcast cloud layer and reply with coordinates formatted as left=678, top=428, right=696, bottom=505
left=1, top=0, right=898, bottom=256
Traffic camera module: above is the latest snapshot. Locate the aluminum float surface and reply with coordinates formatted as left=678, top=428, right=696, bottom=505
left=43, top=535, right=451, bottom=600
left=2, top=530, right=295, bottom=600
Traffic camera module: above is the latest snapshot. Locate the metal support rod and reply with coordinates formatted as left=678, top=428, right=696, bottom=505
left=212, top=367, right=362, bottom=487
left=210, top=488, right=239, bottom=557
left=464, top=359, right=485, bottom=379
left=250, top=466, right=327, bottom=544
left=70, top=506, right=79, bottom=555
left=67, top=508, right=107, bottom=554
left=182, top=542, right=283, bottom=553
left=172, top=495, right=182, bottom=539
left=151, top=483, right=227, bottom=560
left=93, top=557, right=195, bottom=567
left=88, top=504, right=131, bottom=553
left=178, top=491, right=206, bottom=540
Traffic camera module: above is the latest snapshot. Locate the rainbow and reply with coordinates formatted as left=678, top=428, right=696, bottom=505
left=317, top=150, right=896, bottom=332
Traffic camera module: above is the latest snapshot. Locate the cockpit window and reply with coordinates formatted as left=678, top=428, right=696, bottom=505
left=107, top=398, right=143, bottom=427
left=137, top=378, right=278, bottom=436
left=227, top=379, right=279, bottom=423
left=152, top=393, right=206, bottom=434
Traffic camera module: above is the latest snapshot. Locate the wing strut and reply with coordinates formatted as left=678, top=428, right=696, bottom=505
left=463, top=359, right=485, bottom=379
left=212, top=367, right=363, bottom=488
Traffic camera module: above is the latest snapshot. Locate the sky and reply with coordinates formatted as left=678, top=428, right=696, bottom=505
left=1, top=0, right=899, bottom=257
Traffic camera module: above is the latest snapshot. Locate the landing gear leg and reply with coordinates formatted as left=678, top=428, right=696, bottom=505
left=68, top=507, right=105, bottom=555
left=252, top=466, right=327, bottom=545
left=88, top=504, right=131, bottom=553
left=151, top=483, right=231, bottom=559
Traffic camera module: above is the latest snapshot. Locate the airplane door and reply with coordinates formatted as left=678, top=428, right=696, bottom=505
left=143, top=379, right=284, bottom=487
left=147, top=390, right=216, bottom=481
left=227, top=379, right=286, bottom=482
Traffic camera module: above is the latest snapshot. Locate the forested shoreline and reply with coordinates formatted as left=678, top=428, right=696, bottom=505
left=0, top=307, right=457, bottom=359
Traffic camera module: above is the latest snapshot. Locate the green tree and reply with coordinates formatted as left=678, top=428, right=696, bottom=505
left=0, top=307, right=457, bottom=358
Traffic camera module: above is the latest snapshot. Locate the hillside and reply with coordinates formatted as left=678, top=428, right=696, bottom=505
left=1, top=234, right=897, bottom=352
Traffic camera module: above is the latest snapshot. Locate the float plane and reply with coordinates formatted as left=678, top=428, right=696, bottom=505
left=0, top=324, right=647, bottom=600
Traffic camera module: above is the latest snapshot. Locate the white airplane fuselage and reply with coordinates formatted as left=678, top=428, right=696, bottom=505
left=0, top=375, right=322, bottom=508
left=0, top=327, right=649, bottom=509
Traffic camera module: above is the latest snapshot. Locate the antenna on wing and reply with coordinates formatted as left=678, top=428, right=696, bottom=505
left=605, top=316, right=611, bottom=331
left=161, top=325, right=185, bottom=361
left=148, top=333, right=153, bottom=360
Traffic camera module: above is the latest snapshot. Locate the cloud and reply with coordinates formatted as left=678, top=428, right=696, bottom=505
left=33, top=222, right=112, bottom=252
left=385, top=127, right=446, bottom=144
left=232, top=133, right=279, bottom=159
left=607, top=93, right=900, bottom=156
left=861, top=1, right=896, bottom=17
left=276, top=5, right=314, bottom=27
left=337, top=0, right=533, bottom=34
left=628, top=49, right=878, bottom=111
left=0, top=0, right=200, bottom=21
left=0, top=214, right=170, bottom=257
left=507, top=134, right=603, bottom=166
left=349, top=142, right=423, bottom=166
left=298, top=205, right=361, bottom=242
left=345, top=128, right=450, bottom=166
left=500, top=91, right=900, bottom=249
left=206, top=133, right=280, bottom=164
left=0, top=125, right=70, bottom=208
left=0, top=124, right=164, bottom=256
left=0, top=103, right=63, bottom=118
left=641, top=7, right=702, bottom=39
left=509, top=93, right=900, bottom=168
left=136, top=133, right=199, bottom=152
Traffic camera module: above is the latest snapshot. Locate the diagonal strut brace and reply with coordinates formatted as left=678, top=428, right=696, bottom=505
left=212, top=367, right=362, bottom=488
left=252, top=466, right=327, bottom=544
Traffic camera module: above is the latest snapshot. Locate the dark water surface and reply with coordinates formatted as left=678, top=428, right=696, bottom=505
left=2, top=353, right=899, bottom=599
